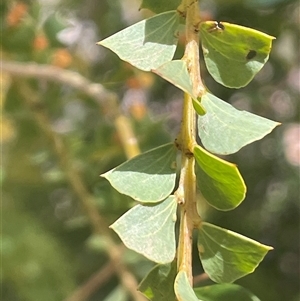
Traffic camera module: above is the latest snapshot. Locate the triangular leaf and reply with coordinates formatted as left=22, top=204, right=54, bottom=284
left=140, top=0, right=181, bottom=14
left=200, top=21, right=275, bottom=88
left=197, top=222, right=273, bottom=283
left=154, top=60, right=206, bottom=115
left=138, top=261, right=177, bottom=301
left=98, top=11, right=179, bottom=71
left=153, top=60, right=195, bottom=97
left=102, top=143, right=177, bottom=203
left=194, top=145, right=246, bottom=211
left=194, top=283, right=260, bottom=301
left=174, top=271, right=201, bottom=301
left=198, top=92, right=280, bottom=155
left=110, top=196, right=178, bottom=263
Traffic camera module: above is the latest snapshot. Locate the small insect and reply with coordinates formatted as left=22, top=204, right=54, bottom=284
left=208, top=21, right=225, bottom=33
left=246, top=49, right=257, bottom=60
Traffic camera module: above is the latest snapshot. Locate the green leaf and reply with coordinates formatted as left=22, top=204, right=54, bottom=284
left=153, top=60, right=195, bottom=97
left=198, top=92, right=280, bottom=155
left=200, top=21, right=275, bottom=88
left=194, top=283, right=260, bottom=301
left=192, top=98, right=206, bottom=116
left=154, top=60, right=206, bottom=115
left=197, top=222, right=273, bottom=283
left=174, top=271, right=201, bottom=301
left=138, top=261, right=177, bottom=301
left=102, top=143, right=177, bottom=203
left=140, top=0, right=181, bottom=13
left=110, top=196, right=177, bottom=263
left=97, top=11, right=179, bottom=71
left=194, top=145, right=246, bottom=211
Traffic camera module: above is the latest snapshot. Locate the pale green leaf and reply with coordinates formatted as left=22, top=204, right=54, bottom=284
left=198, top=222, right=273, bottom=283
left=102, top=143, right=177, bottom=203
left=140, top=0, right=181, bottom=13
left=198, top=92, right=280, bottom=155
left=110, top=196, right=177, bottom=263
left=194, top=283, right=260, bottom=301
left=174, top=271, right=201, bottom=301
left=200, top=21, right=275, bottom=88
left=153, top=60, right=195, bottom=97
left=194, top=145, right=246, bottom=211
left=154, top=60, right=206, bottom=115
left=138, top=261, right=177, bottom=301
left=97, top=11, right=179, bottom=71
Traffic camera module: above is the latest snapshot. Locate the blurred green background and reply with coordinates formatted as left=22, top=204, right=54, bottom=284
left=1, top=0, right=299, bottom=300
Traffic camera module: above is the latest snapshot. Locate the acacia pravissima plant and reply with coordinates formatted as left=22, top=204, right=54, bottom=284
left=98, top=1, right=279, bottom=300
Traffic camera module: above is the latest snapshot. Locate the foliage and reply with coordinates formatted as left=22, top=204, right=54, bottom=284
left=1, top=0, right=299, bottom=301
left=199, top=21, right=275, bottom=88
left=102, top=143, right=177, bottom=203
left=97, top=1, right=279, bottom=300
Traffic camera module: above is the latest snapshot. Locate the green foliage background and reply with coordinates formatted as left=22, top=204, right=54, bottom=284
left=1, top=0, right=299, bottom=300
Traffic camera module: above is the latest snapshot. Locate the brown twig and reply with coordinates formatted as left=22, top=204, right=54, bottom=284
left=193, top=273, right=209, bottom=286
left=64, top=261, right=115, bottom=301
left=1, top=60, right=115, bottom=104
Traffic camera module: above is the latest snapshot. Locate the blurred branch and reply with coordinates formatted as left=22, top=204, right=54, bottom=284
left=1, top=60, right=140, bottom=158
left=115, top=115, right=140, bottom=159
left=193, top=272, right=209, bottom=286
left=64, top=261, right=115, bottom=301
left=1, top=60, right=114, bottom=104
left=9, top=76, right=145, bottom=301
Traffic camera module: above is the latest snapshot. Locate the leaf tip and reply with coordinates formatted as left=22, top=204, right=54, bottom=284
left=100, top=170, right=110, bottom=178
left=109, top=222, right=117, bottom=231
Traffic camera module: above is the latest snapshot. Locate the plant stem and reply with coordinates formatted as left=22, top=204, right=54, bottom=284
left=64, top=261, right=115, bottom=301
left=176, top=0, right=203, bottom=285
left=182, top=0, right=205, bottom=98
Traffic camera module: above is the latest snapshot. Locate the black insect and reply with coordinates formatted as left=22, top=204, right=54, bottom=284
left=217, top=21, right=225, bottom=30
left=246, top=50, right=257, bottom=60
left=208, top=21, right=225, bottom=33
